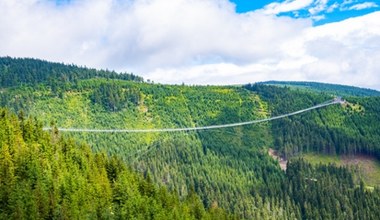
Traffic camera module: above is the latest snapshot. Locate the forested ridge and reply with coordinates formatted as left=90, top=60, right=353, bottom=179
left=260, top=81, right=380, bottom=97
left=0, top=57, right=143, bottom=89
left=1, top=57, right=380, bottom=219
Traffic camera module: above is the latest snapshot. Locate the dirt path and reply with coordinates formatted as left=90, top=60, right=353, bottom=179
left=268, top=148, right=287, bottom=171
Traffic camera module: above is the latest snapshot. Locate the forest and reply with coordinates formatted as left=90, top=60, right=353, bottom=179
left=0, top=109, right=231, bottom=219
left=260, top=81, right=380, bottom=97
left=245, top=83, right=380, bottom=160
left=1, top=57, right=380, bottom=219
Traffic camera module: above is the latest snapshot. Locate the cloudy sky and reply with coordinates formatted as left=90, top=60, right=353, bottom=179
left=1, top=0, right=379, bottom=89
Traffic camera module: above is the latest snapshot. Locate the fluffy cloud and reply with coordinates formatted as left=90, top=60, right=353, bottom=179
left=262, top=0, right=314, bottom=15
left=0, top=0, right=380, bottom=90
left=308, top=0, right=329, bottom=15
left=348, top=2, right=378, bottom=10
left=294, top=12, right=380, bottom=88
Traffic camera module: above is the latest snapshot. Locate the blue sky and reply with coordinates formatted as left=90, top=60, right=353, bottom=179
left=230, top=0, right=379, bottom=25
left=53, top=0, right=380, bottom=25
left=1, top=0, right=380, bottom=89
left=230, top=0, right=276, bottom=12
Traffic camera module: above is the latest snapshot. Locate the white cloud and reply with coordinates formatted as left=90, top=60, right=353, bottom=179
left=0, top=0, right=309, bottom=72
left=298, top=12, right=380, bottom=88
left=311, top=14, right=326, bottom=21
left=326, top=2, right=339, bottom=13
left=0, top=0, right=380, bottom=90
left=261, top=0, right=314, bottom=15
left=342, top=0, right=354, bottom=6
left=308, top=0, right=329, bottom=15
left=146, top=11, right=380, bottom=89
left=348, top=2, right=378, bottom=10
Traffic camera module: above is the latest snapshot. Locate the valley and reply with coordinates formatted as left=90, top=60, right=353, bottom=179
left=1, top=57, right=380, bottom=219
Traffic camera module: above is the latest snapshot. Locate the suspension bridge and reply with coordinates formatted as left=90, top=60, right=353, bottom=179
left=43, top=97, right=345, bottom=133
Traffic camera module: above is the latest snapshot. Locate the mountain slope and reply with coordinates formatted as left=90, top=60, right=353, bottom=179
left=245, top=83, right=380, bottom=160
left=1, top=57, right=380, bottom=219
left=260, top=81, right=380, bottom=97
left=0, top=108, right=231, bottom=220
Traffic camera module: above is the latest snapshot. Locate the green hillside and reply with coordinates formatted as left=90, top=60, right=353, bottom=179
left=260, top=81, right=380, bottom=97
left=1, top=57, right=380, bottom=219
left=0, top=109, right=231, bottom=220
left=245, top=83, right=380, bottom=160
left=3, top=78, right=280, bottom=218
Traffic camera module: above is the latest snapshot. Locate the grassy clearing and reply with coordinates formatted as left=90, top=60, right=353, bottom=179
left=299, top=153, right=380, bottom=187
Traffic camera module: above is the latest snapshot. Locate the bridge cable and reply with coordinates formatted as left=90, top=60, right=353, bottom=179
left=43, top=99, right=342, bottom=133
